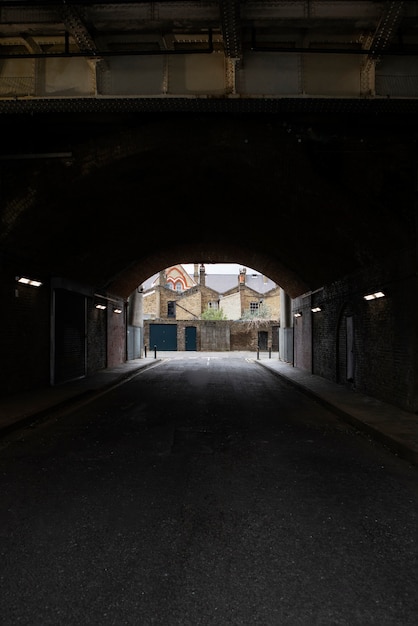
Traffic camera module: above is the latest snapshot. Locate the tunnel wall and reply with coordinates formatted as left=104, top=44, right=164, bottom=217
left=292, top=249, right=417, bottom=413
left=106, top=303, right=127, bottom=368
left=1, top=248, right=416, bottom=414
left=0, top=272, right=51, bottom=395
left=87, top=300, right=107, bottom=375
left=0, top=272, right=128, bottom=397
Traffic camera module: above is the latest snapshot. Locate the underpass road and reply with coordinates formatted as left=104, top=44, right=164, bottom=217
left=0, top=356, right=417, bottom=625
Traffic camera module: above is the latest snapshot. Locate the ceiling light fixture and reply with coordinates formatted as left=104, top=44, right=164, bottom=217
left=16, top=276, right=42, bottom=287
left=364, top=291, right=385, bottom=300
left=95, top=303, right=106, bottom=310
left=294, top=312, right=302, bottom=317
left=311, top=306, right=322, bottom=313
left=113, top=308, right=122, bottom=314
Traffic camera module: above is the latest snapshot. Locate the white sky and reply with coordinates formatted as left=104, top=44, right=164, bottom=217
left=182, top=263, right=260, bottom=275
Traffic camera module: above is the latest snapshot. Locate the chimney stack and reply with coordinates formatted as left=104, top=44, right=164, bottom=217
left=199, top=263, right=206, bottom=287
left=239, top=267, right=246, bottom=286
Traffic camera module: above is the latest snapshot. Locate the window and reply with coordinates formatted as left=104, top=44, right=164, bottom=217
left=175, top=282, right=183, bottom=292
left=208, top=301, right=219, bottom=310
left=250, top=301, right=259, bottom=313
left=167, top=301, right=176, bottom=318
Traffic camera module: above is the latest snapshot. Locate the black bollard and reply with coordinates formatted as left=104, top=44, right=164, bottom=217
left=154, top=345, right=157, bottom=359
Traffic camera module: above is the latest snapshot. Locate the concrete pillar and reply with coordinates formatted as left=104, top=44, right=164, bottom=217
left=279, top=288, right=293, bottom=363
left=280, top=288, right=291, bottom=328
left=128, top=288, right=143, bottom=326
left=127, top=287, right=143, bottom=359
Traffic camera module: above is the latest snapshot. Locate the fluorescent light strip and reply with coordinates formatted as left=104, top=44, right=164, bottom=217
left=364, top=291, right=385, bottom=300
left=17, top=276, right=42, bottom=287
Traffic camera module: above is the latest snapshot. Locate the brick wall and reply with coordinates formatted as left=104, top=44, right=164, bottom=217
left=144, top=319, right=278, bottom=354
left=87, top=299, right=107, bottom=374
left=0, top=272, right=127, bottom=395
left=87, top=297, right=126, bottom=371
left=176, top=289, right=202, bottom=320
left=292, top=249, right=417, bottom=412
left=0, top=272, right=50, bottom=395
left=142, top=290, right=157, bottom=318
left=107, top=303, right=126, bottom=367
left=2, top=249, right=416, bottom=413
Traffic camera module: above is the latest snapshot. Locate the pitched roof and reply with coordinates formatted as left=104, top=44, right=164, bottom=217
left=204, top=273, right=277, bottom=295
left=141, top=265, right=278, bottom=295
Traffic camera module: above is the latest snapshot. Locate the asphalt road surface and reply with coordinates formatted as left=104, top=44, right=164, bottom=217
left=0, top=355, right=417, bottom=625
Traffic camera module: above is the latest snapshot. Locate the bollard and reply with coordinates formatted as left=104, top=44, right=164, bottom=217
left=144, top=345, right=147, bottom=358
left=269, top=347, right=271, bottom=359
left=154, top=345, right=157, bottom=359
left=257, top=346, right=260, bottom=360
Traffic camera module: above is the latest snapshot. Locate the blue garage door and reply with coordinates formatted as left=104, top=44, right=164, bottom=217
left=149, top=324, right=177, bottom=351
left=185, top=326, right=197, bottom=351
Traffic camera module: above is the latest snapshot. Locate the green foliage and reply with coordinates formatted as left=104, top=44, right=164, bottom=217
left=201, top=307, right=227, bottom=320
left=241, top=302, right=272, bottom=321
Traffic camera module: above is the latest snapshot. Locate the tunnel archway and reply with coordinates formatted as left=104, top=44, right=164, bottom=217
left=106, top=242, right=309, bottom=301
left=1, top=111, right=417, bottom=412
left=2, top=112, right=415, bottom=304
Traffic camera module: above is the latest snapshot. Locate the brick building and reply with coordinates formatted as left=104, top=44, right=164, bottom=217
left=142, top=264, right=280, bottom=352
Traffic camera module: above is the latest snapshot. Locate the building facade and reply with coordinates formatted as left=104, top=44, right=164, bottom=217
left=142, top=264, right=281, bottom=352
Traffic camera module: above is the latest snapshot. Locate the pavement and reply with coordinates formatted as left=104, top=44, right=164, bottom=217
left=1, top=351, right=417, bottom=468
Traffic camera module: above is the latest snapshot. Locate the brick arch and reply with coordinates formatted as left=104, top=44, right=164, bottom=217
left=105, top=242, right=310, bottom=300
left=1, top=113, right=416, bottom=304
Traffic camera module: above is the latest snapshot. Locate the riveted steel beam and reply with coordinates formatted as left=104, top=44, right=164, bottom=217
left=59, top=4, right=97, bottom=55
left=219, top=0, right=241, bottom=60
left=361, top=1, right=405, bottom=95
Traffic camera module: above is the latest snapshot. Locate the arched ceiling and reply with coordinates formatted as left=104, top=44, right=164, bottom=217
left=1, top=111, right=416, bottom=299
left=0, top=1, right=417, bottom=299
